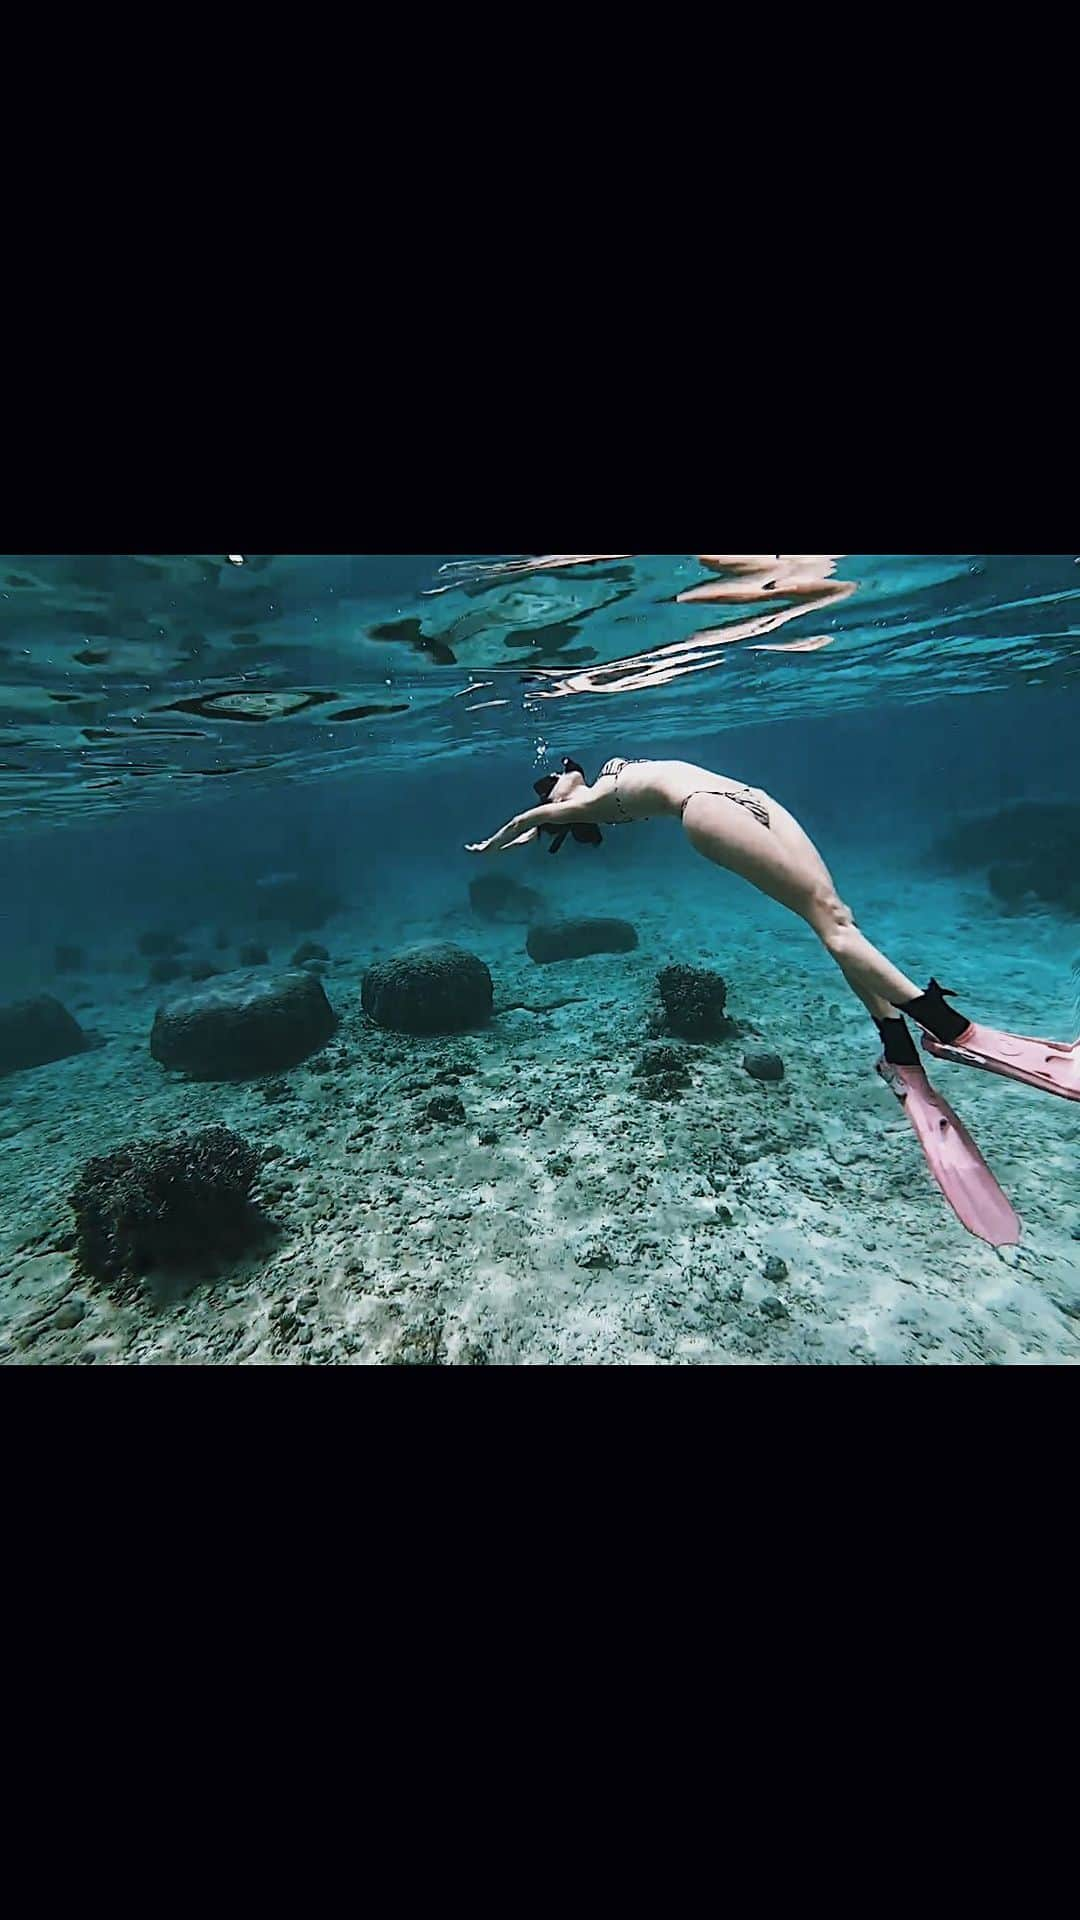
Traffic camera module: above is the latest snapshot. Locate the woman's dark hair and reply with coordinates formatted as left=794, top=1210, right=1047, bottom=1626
left=532, top=757, right=601, bottom=856
left=533, top=756, right=585, bottom=801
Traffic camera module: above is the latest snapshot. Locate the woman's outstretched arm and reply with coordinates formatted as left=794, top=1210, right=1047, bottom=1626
left=466, top=797, right=594, bottom=855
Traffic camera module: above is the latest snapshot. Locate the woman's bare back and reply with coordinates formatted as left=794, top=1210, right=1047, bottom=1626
left=589, top=757, right=769, bottom=825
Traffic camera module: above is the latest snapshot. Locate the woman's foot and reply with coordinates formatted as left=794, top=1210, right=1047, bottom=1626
left=903, top=980, right=1080, bottom=1102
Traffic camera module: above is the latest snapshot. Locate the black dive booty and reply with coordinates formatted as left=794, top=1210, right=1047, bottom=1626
left=900, top=978, right=972, bottom=1044
left=874, top=1015, right=921, bottom=1066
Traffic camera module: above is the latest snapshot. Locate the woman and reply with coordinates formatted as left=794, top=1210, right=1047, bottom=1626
left=466, top=754, right=1078, bottom=1243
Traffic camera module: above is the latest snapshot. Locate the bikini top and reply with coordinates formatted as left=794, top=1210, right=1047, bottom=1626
left=598, top=757, right=649, bottom=822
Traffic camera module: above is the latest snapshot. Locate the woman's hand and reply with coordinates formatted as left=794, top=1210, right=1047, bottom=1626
left=465, top=817, right=540, bottom=854
left=466, top=792, right=590, bottom=854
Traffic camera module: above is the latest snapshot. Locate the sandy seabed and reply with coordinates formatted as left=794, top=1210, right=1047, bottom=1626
left=1, top=849, right=1078, bottom=1367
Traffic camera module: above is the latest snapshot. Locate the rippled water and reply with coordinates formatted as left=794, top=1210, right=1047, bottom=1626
left=3, top=552, right=1079, bottom=827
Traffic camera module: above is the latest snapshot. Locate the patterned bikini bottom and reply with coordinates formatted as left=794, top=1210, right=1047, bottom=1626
left=680, top=788, right=772, bottom=831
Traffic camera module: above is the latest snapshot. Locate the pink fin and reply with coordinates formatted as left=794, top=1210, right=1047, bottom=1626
left=921, top=1024, right=1080, bottom=1103
left=877, top=1059, right=1021, bottom=1246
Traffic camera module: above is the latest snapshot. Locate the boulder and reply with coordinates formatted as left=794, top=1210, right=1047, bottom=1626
left=933, top=803, right=1080, bottom=917
left=743, top=1049, right=785, bottom=1083
left=150, top=970, right=338, bottom=1080
left=933, top=802, right=1080, bottom=872
left=254, top=872, right=339, bottom=931
left=0, top=994, right=90, bottom=1077
left=149, top=956, right=185, bottom=984
left=137, top=929, right=187, bottom=957
left=361, top=944, right=493, bottom=1034
left=69, top=1126, right=261, bottom=1285
left=988, top=863, right=1037, bottom=904
left=526, top=918, right=638, bottom=965
left=469, top=873, right=545, bottom=924
left=656, top=964, right=729, bottom=1039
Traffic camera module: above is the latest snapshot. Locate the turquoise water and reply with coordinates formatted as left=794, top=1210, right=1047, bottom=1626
left=3, top=553, right=1079, bottom=825
left=1, top=554, right=1078, bottom=1365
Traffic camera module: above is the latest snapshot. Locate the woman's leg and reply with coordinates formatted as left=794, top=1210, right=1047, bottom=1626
left=680, top=792, right=922, bottom=1021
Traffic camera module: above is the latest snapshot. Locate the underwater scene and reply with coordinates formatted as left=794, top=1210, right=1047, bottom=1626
left=0, top=552, right=1077, bottom=1365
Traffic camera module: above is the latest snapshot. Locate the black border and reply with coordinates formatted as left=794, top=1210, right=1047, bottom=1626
left=4, top=294, right=1069, bottom=554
